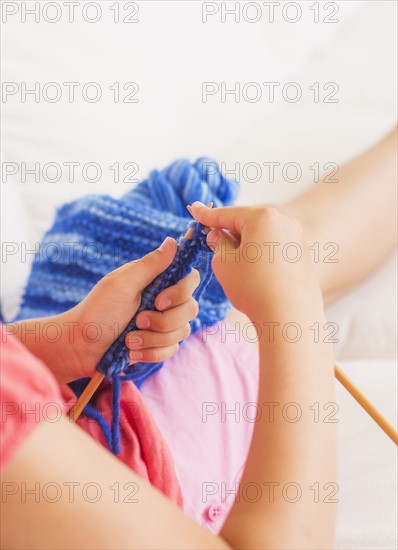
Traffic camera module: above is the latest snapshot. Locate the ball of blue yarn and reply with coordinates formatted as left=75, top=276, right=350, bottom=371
left=14, top=158, right=238, bottom=330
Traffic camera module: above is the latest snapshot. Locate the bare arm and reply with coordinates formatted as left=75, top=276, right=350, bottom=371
left=221, top=293, right=336, bottom=549
left=1, top=417, right=231, bottom=550
left=194, top=204, right=337, bottom=549
left=2, top=205, right=336, bottom=549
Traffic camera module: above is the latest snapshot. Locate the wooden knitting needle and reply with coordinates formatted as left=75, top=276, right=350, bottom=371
left=334, top=363, right=397, bottom=445
left=69, top=207, right=213, bottom=423
left=69, top=371, right=104, bottom=422
left=187, top=203, right=212, bottom=233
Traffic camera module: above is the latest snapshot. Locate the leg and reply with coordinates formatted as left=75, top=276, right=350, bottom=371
left=277, top=126, right=397, bottom=303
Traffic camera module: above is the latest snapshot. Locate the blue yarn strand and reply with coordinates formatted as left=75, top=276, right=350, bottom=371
left=101, top=219, right=214, bottom=455
left=111, top=372, right=122, bottom=455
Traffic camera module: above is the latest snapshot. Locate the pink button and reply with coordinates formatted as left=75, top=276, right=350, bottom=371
left=207, top=503, right=223, bottom=522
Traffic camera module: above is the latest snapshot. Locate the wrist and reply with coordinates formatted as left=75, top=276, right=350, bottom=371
left=54, top=307, right=93, bottom=383
left=246, top=288, right=327, bottom=345
left=42, top=311, right=84, bottom=384
left=247, top=296, right=324, bottom=328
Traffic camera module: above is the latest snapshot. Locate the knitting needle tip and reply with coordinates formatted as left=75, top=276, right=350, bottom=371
left=184, top=227, right=194, bottom=240
left=186, top=202, right=213, bottom=234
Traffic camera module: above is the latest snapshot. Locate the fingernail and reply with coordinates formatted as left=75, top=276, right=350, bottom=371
left=159, top=297, right=172, bottom=310
left=128, top=336, right=143, bottom=348
left=132, top=350, right=143, bottom=360
left=138, top=316, right=150, bottom=329
left=159, top=237, right=172, bottom=252
left=191, top=201, right=206, bottom=209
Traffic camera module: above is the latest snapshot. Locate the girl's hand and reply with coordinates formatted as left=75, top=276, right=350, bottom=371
left=190, top=202, right=322, bottom=321
left=60, top=237, right=200, bottom=382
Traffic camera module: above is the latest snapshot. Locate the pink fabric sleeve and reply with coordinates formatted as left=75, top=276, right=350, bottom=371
left=0, top=325, right=63, bottom=469
left=0, top=324, right=183, bottom=508
left=60, top=381, right=184, bottom=507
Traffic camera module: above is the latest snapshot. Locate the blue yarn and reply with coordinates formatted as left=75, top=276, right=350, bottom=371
left=13, top=158, right=239, bottom=455
left=97, top=219, right=213, bottom=382
left=102, top=219, right=213, bottom=454
left=68, top=378, right=113, bottom=449
left=111, top=373, right=122, bottom=455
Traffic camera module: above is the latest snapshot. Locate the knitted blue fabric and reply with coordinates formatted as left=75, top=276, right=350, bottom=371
left=15, top=158, right=238, bottom=328
left=12, top=158, right=239, bottom=455
left=69, top=218, right=215, bottom=454
left=97, top=219, right=214, bottom=382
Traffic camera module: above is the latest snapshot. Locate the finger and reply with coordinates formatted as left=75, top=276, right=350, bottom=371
left=128, top=344, right=180, bottom=364
left=155, top=269, right=200, bottom=311
left=123, top=237, right=178, bottom=293
left=125, top=324, right=191, bottom=350
left=190, top=201, right=248, bottom=236
left=207, top=228, right=239, bottom=254
left=135, top=298, right=199, bottom=332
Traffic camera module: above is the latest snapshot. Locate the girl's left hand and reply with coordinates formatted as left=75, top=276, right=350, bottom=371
left=60, top=237, right=200, bottom=382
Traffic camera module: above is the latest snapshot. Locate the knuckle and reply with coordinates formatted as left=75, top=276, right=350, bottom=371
left=189, top=299, right=199, bottom=319
left=138, top=250, right=158, bottom=269
left=191, top=268, right=201, bottom=288
left=256, top=206, right=277, bottom=222
left=101, top=262, right=129, bottom=282
left=137, top=255, right=151, bottom=269
left=156, top=315, right=167, bottom=332
left=288, top=215, right=304, bottom=237
left=172, top=343, right=180, bottom=356
left=148, top=348, right=159, bottom=362
left=100, top=271, right=118, bottom=288
left=182, top=323, right=191, bottom=340
left=248, top=207, right=274, bottom=232
left=292, top=216, right=303, bottom=231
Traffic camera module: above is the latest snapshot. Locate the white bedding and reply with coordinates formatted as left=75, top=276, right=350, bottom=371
left=1, top=1, right=397, bottom=547
left=334, top=360, right=397, bottom=550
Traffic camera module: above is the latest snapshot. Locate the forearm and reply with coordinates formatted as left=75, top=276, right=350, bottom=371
left=221, top=293, right=336, bottom=549
left=277, top=126, right=397, bottom=302
left=2, top=417, right=233, bottom=550
left=3, top=313, right=81, bottom=384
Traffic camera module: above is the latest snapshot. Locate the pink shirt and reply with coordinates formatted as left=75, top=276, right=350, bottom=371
left=141, top=326, right=260, bottom=532
left=0, top=325, right=62, bottom=468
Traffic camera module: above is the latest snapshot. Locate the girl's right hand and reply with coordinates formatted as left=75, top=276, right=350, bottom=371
left=191, top=202, right=322, bottom=320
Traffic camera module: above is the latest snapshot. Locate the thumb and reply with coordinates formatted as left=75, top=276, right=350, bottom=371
left=128, top=237, right=178, bottom=292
